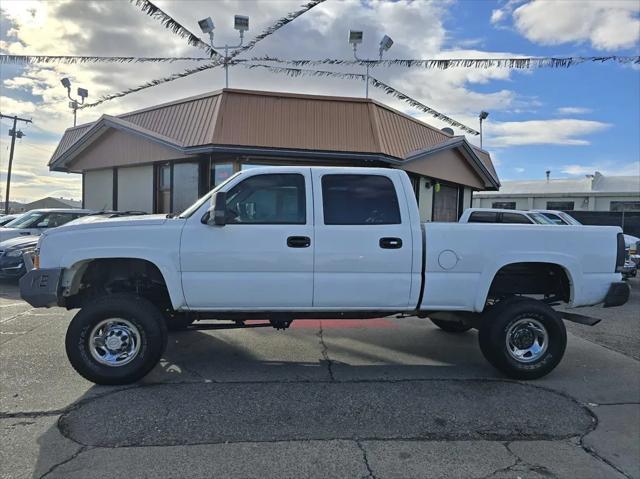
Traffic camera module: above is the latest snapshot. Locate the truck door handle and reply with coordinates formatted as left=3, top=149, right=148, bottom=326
left=380, top=237, right=402, bottom=249
left=287, top=236, right=311, bottom=248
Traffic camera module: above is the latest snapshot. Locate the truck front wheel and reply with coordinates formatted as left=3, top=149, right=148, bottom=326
left=65, top=293, right=168, bottom=385
left=478, top=298, right=566, bottom=380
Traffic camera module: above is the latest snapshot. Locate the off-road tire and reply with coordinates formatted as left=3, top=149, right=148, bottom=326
left=430, top=318, right=472, bottom=333
left=65, top=293, right=168, bottom=385
left=478, top=297, right=566, bottom=380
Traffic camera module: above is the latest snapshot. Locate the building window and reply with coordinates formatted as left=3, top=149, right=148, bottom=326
left=322, top=174, right=400, bottom=225
left=432, top=183, right=460, bottom=222
left=157, top=164, right=171, bottom=214
left=610, top=201, right=640, bottom=212
left=546, top=201, right=574, bottom=210
left=226, top=174, right=306, bottom=224
left=211, top=162, right=234, bottom=187
left=492, top=201, right=516, bottom=210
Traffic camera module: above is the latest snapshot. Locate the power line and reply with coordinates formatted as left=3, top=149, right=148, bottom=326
left=0, top=113, right=33, bottom=214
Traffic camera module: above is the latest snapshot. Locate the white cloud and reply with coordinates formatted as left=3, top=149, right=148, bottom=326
left=512, top=0, right=640, bottom=50
left=486, top=119, right=611, bottom=147
left=555, top=106, right=592, bottom=115
left=490, top=9, right=506, bottom=25
left=514, top=167, right=525, bottom=173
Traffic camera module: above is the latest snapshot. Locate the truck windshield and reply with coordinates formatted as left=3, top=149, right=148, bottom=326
left=529, top=213, right=554, bottom=224
left=177, top=172, right=241, bottom=219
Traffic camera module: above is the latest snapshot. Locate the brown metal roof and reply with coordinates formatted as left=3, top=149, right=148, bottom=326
left=50, top=88, right=498, bottom=185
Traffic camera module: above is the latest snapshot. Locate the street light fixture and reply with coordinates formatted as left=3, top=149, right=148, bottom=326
left=479, top=111, right=489, bottom=149
left=60, top=78, right=89, bottom=126
left=349, top=30, right=393, bottom=98
left=199, top=14, right=249, bottom=88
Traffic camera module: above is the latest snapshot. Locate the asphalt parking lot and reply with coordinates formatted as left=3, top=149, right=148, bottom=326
left=1, top=279, right=638, bottom=479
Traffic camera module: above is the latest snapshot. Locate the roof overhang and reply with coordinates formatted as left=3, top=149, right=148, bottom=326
left=50, top=115, right=186, bottom=171
left=404, top=137, right=500, bottom=190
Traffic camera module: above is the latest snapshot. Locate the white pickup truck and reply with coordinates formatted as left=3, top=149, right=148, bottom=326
left=20, top=167, right=629, bottom=385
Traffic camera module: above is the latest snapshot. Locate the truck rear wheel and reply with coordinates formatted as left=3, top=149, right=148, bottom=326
left=65, top=293, right=168, bottom=385
left=478, top=298, right=566, bottom=380
left=429, top=318, right=472, bottom=333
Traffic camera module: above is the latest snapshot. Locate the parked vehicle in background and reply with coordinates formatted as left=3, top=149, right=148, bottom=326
left=459, top=208, right=553, bottom=224
left=21, top=167, right=629, bottom=385
left=0, top=211, right=147, bottom=280
left=532, top=209, right=583, bottom=226
left=0, top=209, right=93, bottom=242
left=0, top=214, right=21, bottom=227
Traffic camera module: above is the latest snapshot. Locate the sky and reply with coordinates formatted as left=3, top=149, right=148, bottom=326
left=0, top=0, right=639, bottom=202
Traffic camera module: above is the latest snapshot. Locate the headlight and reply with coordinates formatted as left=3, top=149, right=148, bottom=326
left=7, top=248, right=35, bottom=258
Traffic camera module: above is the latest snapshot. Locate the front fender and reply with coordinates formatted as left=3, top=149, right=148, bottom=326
left=60, top=248, right=186, bottom=310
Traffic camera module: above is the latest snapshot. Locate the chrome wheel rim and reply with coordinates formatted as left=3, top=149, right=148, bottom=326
left=505, top=317, right=548, bottom=363
left=89, top=318, right=141, bottom=367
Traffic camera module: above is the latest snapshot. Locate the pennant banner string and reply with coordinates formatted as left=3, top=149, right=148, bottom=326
left=129, top=0, right=220, bottom=58
left=249, top=55, right=640, bottom=69
left=229, top=0, right=326, bottom=59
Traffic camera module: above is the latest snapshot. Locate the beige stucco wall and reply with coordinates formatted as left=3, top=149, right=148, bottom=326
left=116, top=165, right=154, bottom=213
left=401, top=149, right=486, bottom=190
left=84, top=169, right=113, bottom=210
left=67, top=128, right=193, bottom=172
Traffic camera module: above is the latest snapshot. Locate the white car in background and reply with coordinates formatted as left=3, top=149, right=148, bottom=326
left=459, top=208, right=553, bottom=224
left=0, top=214, right=21, bottom=227
left=532, top=210, right=582, bottom=226
left=0, top=209, right=93, bottom=242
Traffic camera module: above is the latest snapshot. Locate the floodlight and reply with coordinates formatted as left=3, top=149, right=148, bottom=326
left=479, top=111, right=489, bottom=120
left=77, top=87, right=88, bottom=99
left=379, top=35, right=393, bottom=52
left=349, top=30, right=363, bottom=45
left=234, top=15, right=249, bottom=32
left=198, top=17, right=215, bottom=34
left=60, top=77, right=71, bottom=89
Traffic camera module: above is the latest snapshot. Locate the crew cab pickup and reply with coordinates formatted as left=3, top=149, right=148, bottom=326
left=20, top=167, right=629, bottom=385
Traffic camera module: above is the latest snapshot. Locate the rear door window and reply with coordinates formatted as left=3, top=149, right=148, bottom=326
left=321, top=174, right=401, bottom=225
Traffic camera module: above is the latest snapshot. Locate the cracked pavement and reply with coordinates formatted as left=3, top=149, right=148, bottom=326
left=1, top=278, right=638, bottom=479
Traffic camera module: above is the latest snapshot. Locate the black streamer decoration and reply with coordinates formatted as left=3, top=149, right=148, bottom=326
left=130, top=0, right=220, bottom=58
left=79, top=61, right=225, bottom=109
left=230, top=0, right=326, bottom=59
left=0, top=54, right=211, bottom=64
left=250, top=55, right=640, bottom=69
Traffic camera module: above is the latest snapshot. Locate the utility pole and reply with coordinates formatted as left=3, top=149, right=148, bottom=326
left=1, top=113, right=32, bottom=214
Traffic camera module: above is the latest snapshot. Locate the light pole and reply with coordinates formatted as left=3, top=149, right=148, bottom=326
left=349, top=30, right=393, bottom=98
left=61, top=78, right=89, bottom=126
left=199, top=15, right=249, bottom=88
left=479, top=111, right=489, bottom=149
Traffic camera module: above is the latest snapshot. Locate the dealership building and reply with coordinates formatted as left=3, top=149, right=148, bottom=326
left=49, top=88, right=499, bottom=221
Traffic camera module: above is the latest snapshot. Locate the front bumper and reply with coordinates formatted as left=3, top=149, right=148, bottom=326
left=19, top=268, right=63, bottom=308
left=603, top=281, right=630, bottom=308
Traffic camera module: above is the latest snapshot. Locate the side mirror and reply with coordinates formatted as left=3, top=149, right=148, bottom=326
left=207, top=191, right=227, bottom=226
